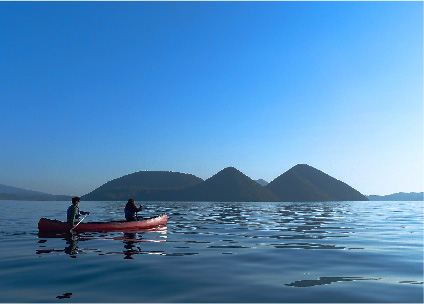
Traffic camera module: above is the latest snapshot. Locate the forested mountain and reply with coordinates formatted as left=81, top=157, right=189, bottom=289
left=82, top=168, right=279, bottom=202
left=174, top=167, right=279, bottom=202
left=0, top=184, right=71, bottom=201
left=81, top=171, right=204, bottom=201
left=266, top=164, right=368, bottom=202
left=368, top=192, right=423, bottom=201
left=1, top=165, right=373, bottom=202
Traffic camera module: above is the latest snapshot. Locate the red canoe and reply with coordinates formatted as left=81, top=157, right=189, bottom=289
left=38, top=214, right=168, bottom=233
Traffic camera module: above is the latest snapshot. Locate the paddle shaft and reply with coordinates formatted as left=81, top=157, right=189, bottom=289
left=70, top=214, right=88, bottom=232
left=136, top=205, right=143, bottom=220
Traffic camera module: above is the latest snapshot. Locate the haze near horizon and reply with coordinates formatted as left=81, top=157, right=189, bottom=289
left=0, top=1, right=422, bottom=196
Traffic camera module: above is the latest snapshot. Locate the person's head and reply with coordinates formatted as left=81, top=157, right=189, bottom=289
left=126, top=199, right=135, bottom=208
left=72, top=197, right=80, bottom=206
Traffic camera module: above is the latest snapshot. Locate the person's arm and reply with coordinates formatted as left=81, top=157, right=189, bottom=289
left=129, top=205, right=142, bottom=213
left=71, top=206, right=79, bottom=223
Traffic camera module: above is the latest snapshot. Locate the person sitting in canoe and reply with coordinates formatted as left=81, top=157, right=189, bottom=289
left=124, top=199, right=143, bottom=221
left=67, top=197, right=90, bottom=225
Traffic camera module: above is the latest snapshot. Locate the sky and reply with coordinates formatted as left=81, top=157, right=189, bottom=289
left=0, top=1, right=422, bottom=196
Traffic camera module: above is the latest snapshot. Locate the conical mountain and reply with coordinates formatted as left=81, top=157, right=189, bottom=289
left=266, top=164, right=368, bottom=202
left=178, top=167, right=279, bottom=202
left=82, top=171, right=203, bottom=201
left=255, top=179, right=269, bottom=186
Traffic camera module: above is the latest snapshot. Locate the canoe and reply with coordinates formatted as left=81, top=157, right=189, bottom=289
left=38, top=214, right=168, bottom=233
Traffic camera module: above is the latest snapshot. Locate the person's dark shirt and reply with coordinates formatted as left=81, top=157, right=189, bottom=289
left=124, top=205, right=142, bottom=221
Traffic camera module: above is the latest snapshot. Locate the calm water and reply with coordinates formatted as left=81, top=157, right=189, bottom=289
left=0, top=200, right=422, bottom=303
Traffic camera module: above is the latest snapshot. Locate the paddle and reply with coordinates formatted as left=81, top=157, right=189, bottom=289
left=70, top=214, right=88, bottom=232
left=136, top=204, right=143, bottom=221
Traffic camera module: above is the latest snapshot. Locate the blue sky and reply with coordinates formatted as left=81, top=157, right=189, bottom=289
left=0, top=1, right=422, bottom=196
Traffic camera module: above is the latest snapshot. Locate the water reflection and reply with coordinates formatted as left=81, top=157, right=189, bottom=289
left=399, top=281, right=424, bottom=285
left=64, top=235, right=78, bottom=257
left=56, top=293, right=72, bottom=299
left=36, top=233, right=79, bottom=257
left=36, top=201, right=368, bottom=258
left=122, top=233, right=138, bottom=259
left=37, top=227, right=167, bottom=259
left=285, top=276, right=381, bottom=287
left=165, top=202, right=363, bottom=253
left=3, top=200, right=420, bottom=303
left=36, top=201, right=422, bottom=258
left=272, top=242, right=346, bottom=250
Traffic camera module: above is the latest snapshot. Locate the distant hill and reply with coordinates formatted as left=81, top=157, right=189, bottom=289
left=255, top=179, right=269, bottom=186
left=368, top=192, right=423, bottom=201
left=266, top=164, right=368, bottom=202
left=81, top=171, right=204, bottom=201
left=0, top=184, right=71, bottom=201
left=175, top=167, right=279, bottom=202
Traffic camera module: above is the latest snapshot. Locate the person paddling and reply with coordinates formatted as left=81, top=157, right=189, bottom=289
left=124, top=199, right=143, bottom=221
left=67, top=197, right=90, bottom=225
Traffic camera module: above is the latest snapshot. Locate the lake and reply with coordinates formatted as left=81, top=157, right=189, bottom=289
left=0, top=200, right=422, bottom=303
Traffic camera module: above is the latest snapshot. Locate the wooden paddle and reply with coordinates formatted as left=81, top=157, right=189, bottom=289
left=70, top=214, right=88, bottom=232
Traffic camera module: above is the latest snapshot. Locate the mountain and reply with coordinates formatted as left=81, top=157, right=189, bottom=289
left=82, top=168, right=279, bottom=202
left=81, top=171, right=204, bottom=201
left=0, top=184, right=71, bottom=201
left=255, top=179, right=269, bottom=186
left=175, top=167, right=279, bottom=202
left=367, top=192, right=423, bottom=201
left=266, top=164, right=368, bottom=202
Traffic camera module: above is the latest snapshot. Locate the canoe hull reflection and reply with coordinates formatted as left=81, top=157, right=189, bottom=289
left=38, top=214, right=168, bottom=232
